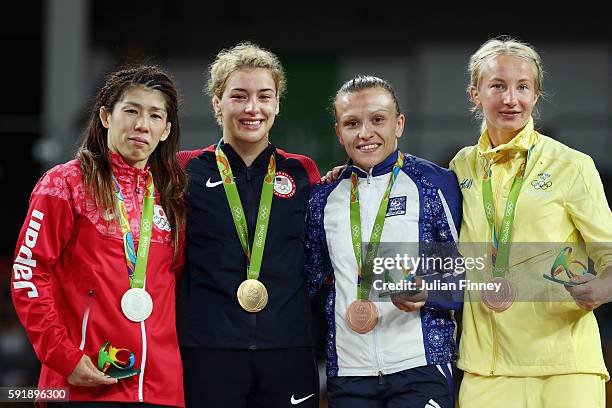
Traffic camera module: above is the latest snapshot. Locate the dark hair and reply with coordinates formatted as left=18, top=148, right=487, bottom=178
left=331, top=75, right=401, bottom=118
left=76, top=64, right=187, bottom=250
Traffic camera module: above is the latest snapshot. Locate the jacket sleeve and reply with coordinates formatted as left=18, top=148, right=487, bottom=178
left=422, top=172, right=464, bottom=311
left=565, top=156, right=612, bottom=273
left=11, top=171, right=84, bottom=378
left=304, top=185, right=334, bottom=299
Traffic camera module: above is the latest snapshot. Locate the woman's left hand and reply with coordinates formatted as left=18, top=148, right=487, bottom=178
left=565, top=270, right=612, bottom=311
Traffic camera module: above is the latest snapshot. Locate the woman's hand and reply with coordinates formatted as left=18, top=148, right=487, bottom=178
left=565, top=269, right=612, bottom=311
left=391, top=277, right=428, bottom=312
left=67, top=355, right=118, bottom=387
left=320, top=165, right=346, bottom=184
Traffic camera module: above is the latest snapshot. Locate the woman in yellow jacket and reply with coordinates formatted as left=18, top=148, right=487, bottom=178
left=450, top=36, right=612, bottom=408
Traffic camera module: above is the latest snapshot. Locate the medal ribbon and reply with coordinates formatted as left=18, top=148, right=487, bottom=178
left=112, top=172, right=155, bottom=289
left=350, top=152, right=405, bottom=300
left=482, top=145, right=533, bottom=278
left=215, top=142, right=276, bottom=280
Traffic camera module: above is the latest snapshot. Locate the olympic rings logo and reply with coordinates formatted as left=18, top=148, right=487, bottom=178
left=531, top=173, right=552, bottom=190
left=372, top=224, right=381, bottom=239
left=531, top=180, right=552, bottom=190
left=153, top=215, right=171, bottom=231
left=259, top=207, right=269, bottom=220
left=141, top=219, right=152, bottom=232
left=233, top=206, right=244, bottom=220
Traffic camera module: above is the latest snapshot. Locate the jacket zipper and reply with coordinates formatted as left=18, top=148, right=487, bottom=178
left=79, top=289, right=94, bottom=350
left=246, top=166, right=258, bottom=350
left=136, top=174, right=148, bottom=400
left=489, top=159, right=504, bottom=375
left=490, top=314, right=498, bottom=374
left=372, top=324, right=385, bottom=384
left=135, top=174, right=141, bottom=194
left=361, top=175, right=384, bottom=381
left=138, top=320, right=147, bottom=401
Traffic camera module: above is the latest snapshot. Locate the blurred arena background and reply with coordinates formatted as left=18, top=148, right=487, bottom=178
left=1, top=1, right=610, bottom=406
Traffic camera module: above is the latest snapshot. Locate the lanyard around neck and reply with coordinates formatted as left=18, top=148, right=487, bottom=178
left=113, top=172, right=155, bottom=289
left=482, top=145, right=534, bottom=277
left=350, top=152, right=405, bottom=300
left=215, top=142, right=276, bottom=280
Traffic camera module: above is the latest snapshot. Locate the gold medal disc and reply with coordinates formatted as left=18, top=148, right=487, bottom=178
left=237, top=279, right=268, bottom=313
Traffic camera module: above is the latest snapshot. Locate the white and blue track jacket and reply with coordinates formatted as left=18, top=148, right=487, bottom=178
left=305, top=149, right=463, bottom=378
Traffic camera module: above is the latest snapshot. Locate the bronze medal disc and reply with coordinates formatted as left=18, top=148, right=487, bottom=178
left=346, top=300, right=379, bottom=334
left=481, top=277, right=516, bottom=312
left=237, top=279, right=268, bottom=313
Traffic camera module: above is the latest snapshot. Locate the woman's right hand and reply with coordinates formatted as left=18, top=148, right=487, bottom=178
left=67, top=355, right=118, bottom=387
left=320, top=165, right=346, bottom=184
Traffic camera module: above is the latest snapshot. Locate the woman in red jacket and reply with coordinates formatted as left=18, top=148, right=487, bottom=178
left=11, top=65, right=188, bottom=407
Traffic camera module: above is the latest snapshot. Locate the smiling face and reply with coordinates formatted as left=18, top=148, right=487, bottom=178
left=100, top=85, right=171, bottom=169
left=470, top=54, right=539, bottom=146
left=212, top=67, right=279, bottom=153
left=334, top=87, right=404, bottom=171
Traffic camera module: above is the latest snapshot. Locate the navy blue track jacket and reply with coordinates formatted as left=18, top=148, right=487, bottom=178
left=177, top=142, right=320, bottom=350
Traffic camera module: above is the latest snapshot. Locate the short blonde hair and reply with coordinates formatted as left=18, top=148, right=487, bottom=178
left=468, top=36, right=544, bottom=118
left=207, top=41, right=286, bottom=100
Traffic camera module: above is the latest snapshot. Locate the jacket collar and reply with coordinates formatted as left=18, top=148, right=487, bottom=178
left=348, top=148, right=401, bottom=178
left=477, top=117, right=539, bottom=163
left=109, top=150, right=150, bottom=180
left=219, top=140, right=277, bottom=169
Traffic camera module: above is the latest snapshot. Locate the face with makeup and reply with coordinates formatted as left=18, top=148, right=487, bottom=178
left=212, top=67, right=279, bottom=153
left=334, top=86, right=404, bottom=171
left=100, top=85, right=171, bottom=169
left=470, top=54, right=539, bottom=145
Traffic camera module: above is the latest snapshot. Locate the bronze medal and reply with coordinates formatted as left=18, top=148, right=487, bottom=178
left=481, top=277, right=516, bottom=312
left=237, top=279, right=268, bottom=313
left=346, top=300, right=379, bottom=334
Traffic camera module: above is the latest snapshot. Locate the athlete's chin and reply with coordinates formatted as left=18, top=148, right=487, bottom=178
left=233, top=131, right=269, bottom=145
left=352, top=152, right=386, bottom=171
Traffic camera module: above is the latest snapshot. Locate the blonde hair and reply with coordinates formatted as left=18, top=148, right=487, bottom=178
left=207, top=42, right=286, bottom=125
left=467, top=36, right=544, bottom=122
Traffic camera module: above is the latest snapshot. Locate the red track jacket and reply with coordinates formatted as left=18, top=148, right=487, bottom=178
left=11, top=152, right=184, bottom=406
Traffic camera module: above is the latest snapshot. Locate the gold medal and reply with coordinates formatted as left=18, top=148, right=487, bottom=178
left=237, top=279, right=268, bottom=313
left=481, top=277, right=516, bottom=312
left=346, top=300, right=379, bottom=334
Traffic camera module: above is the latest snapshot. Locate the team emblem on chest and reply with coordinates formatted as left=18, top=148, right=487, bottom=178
left=153, top=204, right=171, bottom=231
left=273, top=171, right=296, bottom=198
left=531, top=172, right=552, bottom=190
left=386, top=196, right=407, bottom=217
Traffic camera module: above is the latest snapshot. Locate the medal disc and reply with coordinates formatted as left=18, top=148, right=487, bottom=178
left=481, top=277, right=516, bottom=313
left=346, top=300, right=379, bottom=334
left=121, top=288, right=153, bottom=322
left=237, top=279, right=268, bottom=313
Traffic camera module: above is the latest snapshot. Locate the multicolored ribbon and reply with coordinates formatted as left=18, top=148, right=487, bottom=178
left=482, top=145, right=533, bottom=278
left=350, top=152, right=405, bottom=300
left=112, top=172, right=155, bottom=288
left=215, top=141, right=276, bottom=281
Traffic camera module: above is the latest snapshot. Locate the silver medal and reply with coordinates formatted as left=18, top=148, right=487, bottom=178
left=121, top=288, right=153, bottom=322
